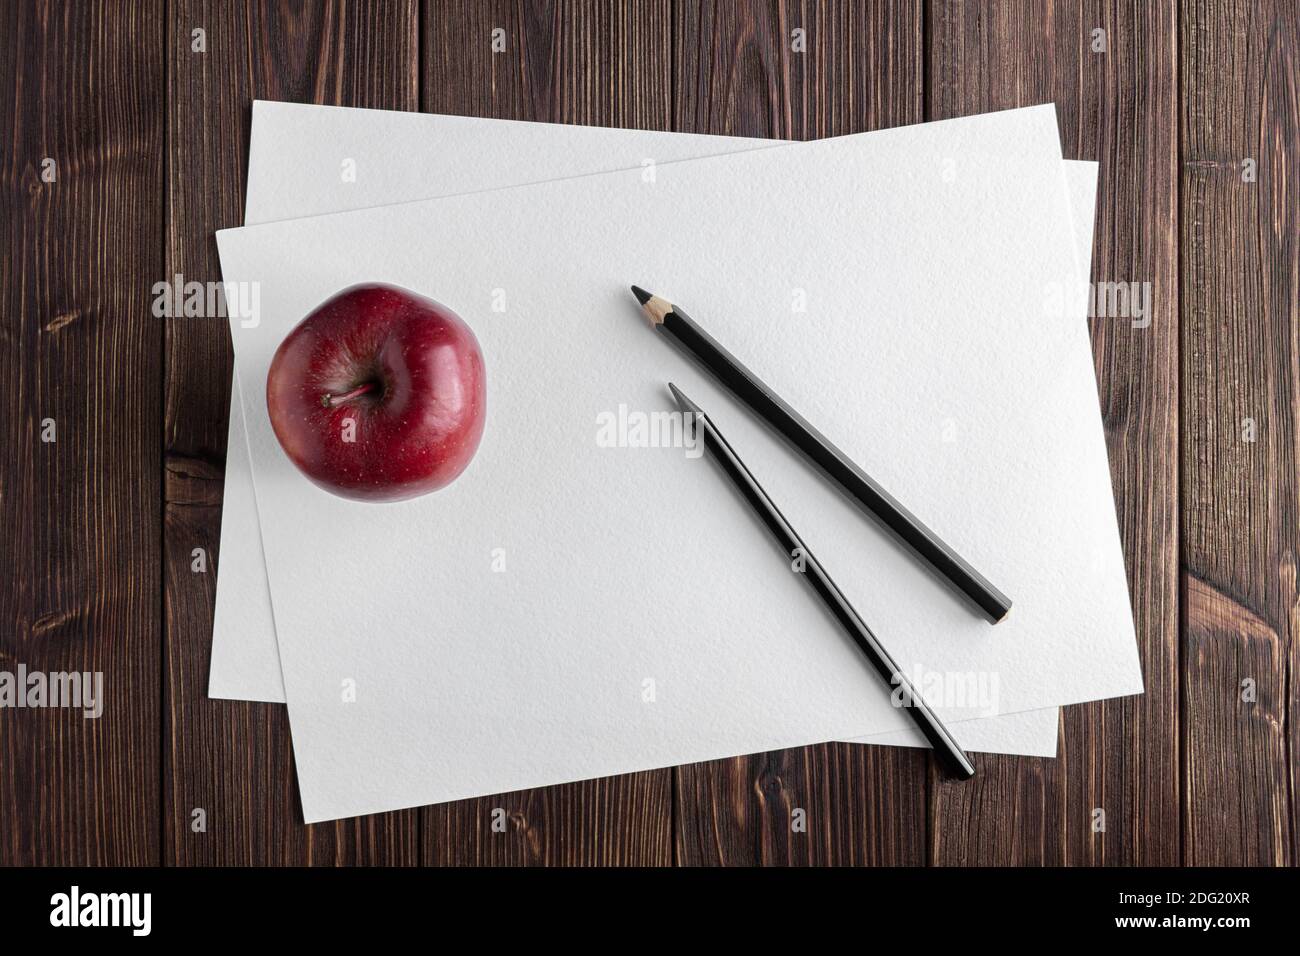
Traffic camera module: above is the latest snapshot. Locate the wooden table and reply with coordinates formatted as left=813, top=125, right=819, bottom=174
left=1, top=1, right=1295, bottom=866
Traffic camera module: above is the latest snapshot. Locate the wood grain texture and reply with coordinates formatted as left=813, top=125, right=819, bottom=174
left=927, top=0, right=1181, bottom=865
left=671, top=0, right=930, bottom=866
left=1181, top=0, right=1298, bottom=866
left=0, top=0, right=164, bottom=865
left=423, top=774, right=672, bottom=866
left=2, top=0, right=1296, bottom=868
left=419, top=0, right=675, bottom=865
left=164, top=0, right=420, bottom=865
left=424, top=0, right=673, bottom=127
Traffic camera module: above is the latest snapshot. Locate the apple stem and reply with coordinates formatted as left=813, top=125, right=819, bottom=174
left=321, top=381, right=377, bottom=408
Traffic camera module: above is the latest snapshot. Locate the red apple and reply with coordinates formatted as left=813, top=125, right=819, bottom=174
left=266, top=283, right=486, bottom=502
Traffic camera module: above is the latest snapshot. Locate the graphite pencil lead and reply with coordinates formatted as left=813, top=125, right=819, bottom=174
left=631, top=286, right=672, bottom=327
left=667, top=382, right=701, bottom=418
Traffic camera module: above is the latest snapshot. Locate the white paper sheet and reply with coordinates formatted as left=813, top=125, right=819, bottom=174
left=217, top=105, right=1137, bottom=821
left=210, top=102, right=1096, bottom=758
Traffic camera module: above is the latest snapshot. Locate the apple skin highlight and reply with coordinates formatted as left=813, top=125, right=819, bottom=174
left=266, top=283, right=487, bottom=503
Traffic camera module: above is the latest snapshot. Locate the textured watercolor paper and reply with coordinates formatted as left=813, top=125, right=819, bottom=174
left=210, top=103, right=1090, bottom=758
left=218, top=105, right=1138, bottom=820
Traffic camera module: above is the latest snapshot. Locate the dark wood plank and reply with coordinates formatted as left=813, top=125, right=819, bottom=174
left=419, top=0, right=675, bottom=865
left=424, top=0, right=672, bottom=128
left=1181, top=0, right=1298, bottom=866
left=927, top=0, right=1180, bottom=865
left=0, top=0, right=164, bottom=865
left=164, top=0, right=420, bottom=865
left=423, top=774, right=671, bottom=866
left=671, top=0, right=929, bottom=866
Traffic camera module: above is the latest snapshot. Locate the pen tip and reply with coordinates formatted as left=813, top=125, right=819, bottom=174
left=630, top=285, right=653, bottom=306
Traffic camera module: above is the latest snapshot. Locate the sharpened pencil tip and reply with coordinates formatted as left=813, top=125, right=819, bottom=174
left=667, top=382, right=702, bottom=418
left=630, top=285, right=653, bottom=306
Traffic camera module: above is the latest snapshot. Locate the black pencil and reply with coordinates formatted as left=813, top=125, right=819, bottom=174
left=668, top=383, right=976, bottom=779
left=633, top=286, right=1012, bottom=623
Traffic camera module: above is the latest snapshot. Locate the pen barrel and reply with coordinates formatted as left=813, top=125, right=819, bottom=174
left=664, top=308, right=1011, bottom=624
left=692, top=411, right=976, bottom=780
